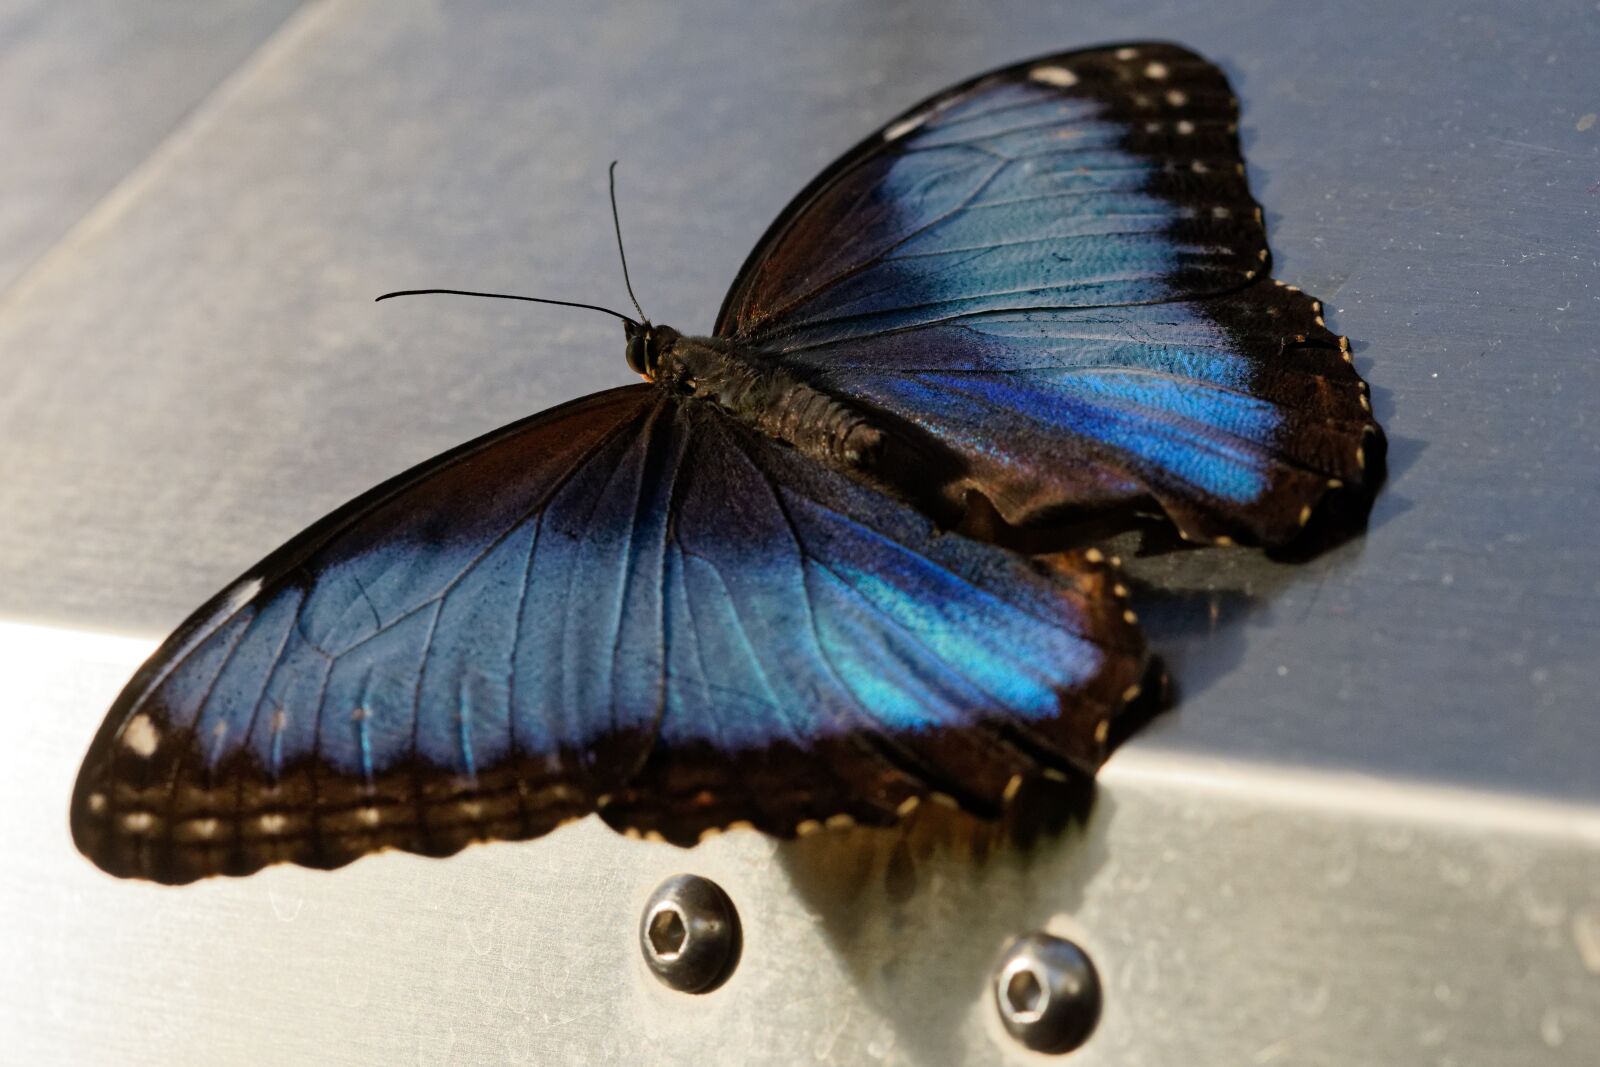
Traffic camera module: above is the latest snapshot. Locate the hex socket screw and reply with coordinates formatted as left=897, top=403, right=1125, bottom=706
left=639, top=873, right=742, bottom=994
left=993, top=931, right=1102, bottom=1053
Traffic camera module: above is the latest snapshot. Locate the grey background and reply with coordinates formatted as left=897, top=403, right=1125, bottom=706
left=2, top=2, right=1597, bottom=1064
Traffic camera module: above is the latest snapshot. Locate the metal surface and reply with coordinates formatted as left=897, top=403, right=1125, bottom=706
left=0, top=0, right=302, bottom=290
left=993, top=932, right=1102, bottom=1054
left=2, top=1, right=1597, bottom=1063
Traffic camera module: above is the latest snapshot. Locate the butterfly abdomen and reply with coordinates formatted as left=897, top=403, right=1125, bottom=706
left=660, top=333, right=883, bottom=469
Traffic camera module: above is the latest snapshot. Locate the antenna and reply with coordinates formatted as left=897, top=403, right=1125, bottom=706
left=609, top=161, right=647, bottom=323
left=377, top=164, right=650, bottom=328
left=373, top=288, right=639, bottom=327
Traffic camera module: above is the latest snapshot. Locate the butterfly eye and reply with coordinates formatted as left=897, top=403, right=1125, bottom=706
left=626, top=333, right=652, bottom=377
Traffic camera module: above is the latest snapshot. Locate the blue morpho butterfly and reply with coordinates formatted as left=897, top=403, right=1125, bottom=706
left=73, top=43, right=1381, bottom=883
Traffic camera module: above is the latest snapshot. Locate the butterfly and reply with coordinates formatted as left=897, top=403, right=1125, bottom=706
left=72, top=43, right=1381, bottom=883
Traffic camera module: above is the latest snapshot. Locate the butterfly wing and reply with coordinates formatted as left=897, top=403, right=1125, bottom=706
left=716, top=42, right=1380, bottom=544
left=72, top=386, right=671, bottom=882
left=73, top=388, right=1143, bottom=882
left=598, top=402, right=1145, bottom=845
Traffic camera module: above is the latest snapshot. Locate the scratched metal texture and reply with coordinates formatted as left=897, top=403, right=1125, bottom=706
left=0, top=0, right=303, bottom=290
left=1, top=1, right=1597, bottom=1064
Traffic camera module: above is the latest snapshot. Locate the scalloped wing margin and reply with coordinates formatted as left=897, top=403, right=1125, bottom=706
left=72, top=390, right=1145, bottom=882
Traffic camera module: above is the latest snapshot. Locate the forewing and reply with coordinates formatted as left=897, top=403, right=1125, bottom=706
left=716, top=43, right=1381, bottom=544
left=717, top=42, right=1264, bottom=347
left=72, top=386, right=674, bottom=883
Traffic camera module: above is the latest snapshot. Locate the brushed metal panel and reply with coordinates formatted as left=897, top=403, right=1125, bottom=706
left=6, top=621, right=1598, bottom=1064
left=0, top=0, right=304, bottom=291
left=2, top=1, right=1597, bottom=1063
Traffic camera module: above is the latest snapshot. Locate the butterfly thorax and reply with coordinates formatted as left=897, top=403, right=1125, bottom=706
left=639, top=325, right=884, bottom=471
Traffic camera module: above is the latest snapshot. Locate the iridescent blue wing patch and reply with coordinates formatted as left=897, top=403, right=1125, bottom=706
left=72, top=391, right=1144, bottom=882
left=717, top=42, right=1382, bottom=544
left=599, top=405, right=1145, bottom=844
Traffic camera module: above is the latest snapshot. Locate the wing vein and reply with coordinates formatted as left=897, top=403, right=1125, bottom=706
left=745, top=157, right=1010, bottom=335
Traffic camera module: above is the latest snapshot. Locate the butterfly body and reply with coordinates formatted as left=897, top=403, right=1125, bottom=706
left=637, top=324, right=886, bottom=472
left=73, top=42, right=1381, bottom=884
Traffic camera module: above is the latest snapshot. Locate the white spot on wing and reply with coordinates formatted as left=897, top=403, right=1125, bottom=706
left=1144, top=61, right=1169, bottom=79
left=884, top=111, right=929, bottom=141
left=1029, top=65, right=1078, bottom=88
left=1166, top=89, right=1189, bottom=107
left=122, top=713, right=159, bottom=757
left=221, top=577, right=263, bottom=616
left=1115, top=47, right=1138, bottom=61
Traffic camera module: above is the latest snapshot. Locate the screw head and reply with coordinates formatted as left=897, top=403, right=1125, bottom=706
left=993, top=932, right=1101, bottom=1053
left=639, top=874, right=741, bottom=993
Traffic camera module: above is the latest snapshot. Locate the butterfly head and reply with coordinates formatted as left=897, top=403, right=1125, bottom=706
left=624, top=320, right=677, bottom=381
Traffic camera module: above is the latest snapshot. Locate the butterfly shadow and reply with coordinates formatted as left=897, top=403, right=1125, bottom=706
left=1347, top=347, right=1422, bottom=538
left=1112, top=479, right=1387, bottom=706
left=773, top=775, right=1116, bottom=1061
left=767, top=502, right=1382, bottom=1060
